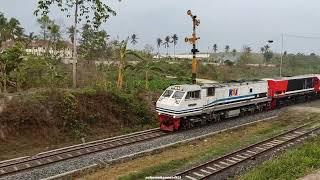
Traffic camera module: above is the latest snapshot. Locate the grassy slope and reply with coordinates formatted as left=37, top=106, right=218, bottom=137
left=0, top=89, right=157, bottom=160
left=84, top=110, right=319, bottom=180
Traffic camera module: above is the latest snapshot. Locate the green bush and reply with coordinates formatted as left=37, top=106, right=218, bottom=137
left=61, top=92, right=87, bottom=138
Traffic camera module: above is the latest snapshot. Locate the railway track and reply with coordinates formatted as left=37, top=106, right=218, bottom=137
left=0, top=128, right=166, bottom=177
left=175, top=122, right=320, bottom=180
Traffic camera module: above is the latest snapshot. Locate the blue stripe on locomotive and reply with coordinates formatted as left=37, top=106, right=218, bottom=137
left=157, top=94, right=257, bottom=115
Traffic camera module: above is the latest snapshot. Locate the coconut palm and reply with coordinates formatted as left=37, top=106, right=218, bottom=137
left=243, top=46, right=252, bottom=56
left=117, top=38, right=143, bottom=89
left=67, top=26, right=76, bottom=57
left=172, top=34, right=178, bottom=59
left=213, top=44, right=218, bottom=53
left=37, top=15, right=52, bottom=41
left=163, top=36, right=171, bottom=57
left=0, top=17, right=23, bottom=42
left=0, top=13, right=6, bottom=44
left=49, top=24, right=60, bottom=40
left=67, top=26, right=75, bottom=44
left=46, top=23, right=61, bottom=54
left=156, top=38, right=162, bottom=58
left=232, top=49, right=237, bottom=57
left=134, top=59, right=163, bottom=89
left=225, top=45, right=230, bottom=53
left=7, top=18, right=23, bottom=40
left=260, top=47, right=266, bottom=63
left=24, top=32, right=37, bottom=48
left=130, top=34, right=138, bottom=47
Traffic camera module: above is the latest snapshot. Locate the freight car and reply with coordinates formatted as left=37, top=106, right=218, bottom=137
left=156, top=74, right=320, bottom=131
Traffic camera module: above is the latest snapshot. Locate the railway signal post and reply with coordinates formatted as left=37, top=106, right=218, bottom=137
left=185, top=10, right=200, bottom=84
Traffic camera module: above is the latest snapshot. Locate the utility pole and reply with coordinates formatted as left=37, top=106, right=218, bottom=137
left=207, top=45, right=210, bottom=63
left=280, top=33, right=284, bottom=78
left=72, top=0, right=78, bottom=88
left=185, top=10, right=200, bottom=84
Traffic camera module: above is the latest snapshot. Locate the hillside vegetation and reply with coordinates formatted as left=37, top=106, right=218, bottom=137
left=0, top=89, right=157, bottom=160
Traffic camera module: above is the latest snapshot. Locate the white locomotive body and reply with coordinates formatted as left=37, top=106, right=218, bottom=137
left=156, top=81, right=270, bottom=131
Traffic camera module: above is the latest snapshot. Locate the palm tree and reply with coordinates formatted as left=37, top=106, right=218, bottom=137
left=67, top=26, right=76, bottom=57
left=243, top=46, right=252, bottom=56
left=213, top=44, right=218, bottom=53
left=163, top=36, right=171, bottom=57
left=8, top=18, right=23, bottom=40
left=24, top=32, right=37, bottom=48
left=49, top=23, right=61, bottom=51
left=260, top=47, right=266, bottom=63
left=0, top=17, right=23, bottom=42
left=134, top=59, right=163, bottom=89
left=232, top=49, right=237, bottom=57
left=51, top=24, right=60, bottom=39
left=37, top=15, right=52, bottom=41
left=172, top=34, right=178, bottom=59
left=225, top=45, right=230, bottom=53
left=0, top=13, right=6, bottom=44
left=130, top=34, right=138, bottom=48
left=67, top=26, right=75, bottom=44
left=156, top=38, right=162, bottom=59
left=117, top=38, right=143, bottom=89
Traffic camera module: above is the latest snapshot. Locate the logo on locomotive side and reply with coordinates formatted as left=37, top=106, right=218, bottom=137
left=229, top=88, right=238, bottom=97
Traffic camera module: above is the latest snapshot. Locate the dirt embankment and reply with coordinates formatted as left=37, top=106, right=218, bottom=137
left=0, top=89, right=158, bottom=160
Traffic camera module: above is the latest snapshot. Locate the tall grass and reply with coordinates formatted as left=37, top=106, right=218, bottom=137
left=241, top=137, right=320, bottom=180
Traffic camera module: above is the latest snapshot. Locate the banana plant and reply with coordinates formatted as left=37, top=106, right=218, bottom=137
left=117, top=38, right=143, bottom=89
left=134, top=59, right=163, bottom=90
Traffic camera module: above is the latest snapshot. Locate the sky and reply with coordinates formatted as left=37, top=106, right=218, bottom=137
left=1, top=0, right=320, bottom=55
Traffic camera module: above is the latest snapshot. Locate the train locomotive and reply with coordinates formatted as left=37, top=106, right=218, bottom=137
left=156, top=74, right=320, bottom=131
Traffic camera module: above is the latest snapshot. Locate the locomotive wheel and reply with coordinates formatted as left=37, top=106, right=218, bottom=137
left=209, top=111, right=215, bottom=121
left=214, top=114, right=221, bottom=122
left=180, top=119, right=188, bottom=130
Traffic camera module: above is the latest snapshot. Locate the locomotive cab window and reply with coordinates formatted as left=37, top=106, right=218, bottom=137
left=172, top=91, right=185, bottom=99
left=207, top=87, right=215, bottom=97
left=162, top=90, right=173, bottom=97
left=185, top=90, right=200, bottom=100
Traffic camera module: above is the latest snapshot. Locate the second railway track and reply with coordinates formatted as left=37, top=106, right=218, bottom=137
left=0, top=128, right=166, bottom=177
left=175, top=122, right=320, bottom=180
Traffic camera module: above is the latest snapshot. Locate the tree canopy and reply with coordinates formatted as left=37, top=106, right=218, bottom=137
left=79, top=24, right=111, bottom=60
left=0, top=13, right=24, bottom=45
left=34, top=0, right=116, bottom=28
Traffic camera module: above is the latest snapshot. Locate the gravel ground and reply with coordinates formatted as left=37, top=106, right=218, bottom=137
left=1, top=110, right=280, bottom=180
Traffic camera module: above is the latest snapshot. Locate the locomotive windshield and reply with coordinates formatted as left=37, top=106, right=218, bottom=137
left=172, top=91, right=185, bottom=99
left=162, top=90, right=174, bottom=97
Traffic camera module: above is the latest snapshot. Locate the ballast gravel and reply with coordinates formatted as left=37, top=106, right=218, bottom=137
left=1, top=110, right=280, bottom=180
